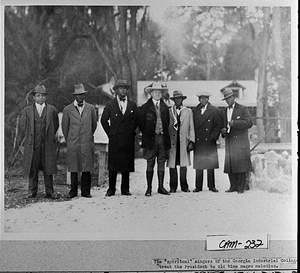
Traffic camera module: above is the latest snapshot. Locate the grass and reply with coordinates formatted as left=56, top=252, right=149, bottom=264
left=4, top=148, right=108, bottom=210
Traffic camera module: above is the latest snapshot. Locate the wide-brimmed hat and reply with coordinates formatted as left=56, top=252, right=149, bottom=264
left=170, top=90, right=187, bottom=100
left=144, top=82, right=168, bottom=95
left=222, top=88, right=235, bottom=100
left=196, top=91, right=211, bottom=97
left=32, top=85, right=49, bottom=95
left=72, top=84, right=88, bottom=95
left=113, top=79, right=131, bottom=91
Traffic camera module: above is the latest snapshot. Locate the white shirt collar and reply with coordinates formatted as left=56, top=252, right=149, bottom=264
left=152, top=99, right=160, bottom=106
left=74, top=100, right=85, bottom=107
left=35, top=102, right=45, bottom=108
left=117, top=96, right=127, bottom=103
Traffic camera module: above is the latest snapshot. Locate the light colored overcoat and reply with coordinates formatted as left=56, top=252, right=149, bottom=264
left=20, top=103, right=59, bottom=177
left=62, top=102, right=97, bottom=172
left=167, top=106, right=195, bottom=168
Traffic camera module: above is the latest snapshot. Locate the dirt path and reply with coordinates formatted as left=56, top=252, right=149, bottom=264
left=3, top=149, right=297, bottom=240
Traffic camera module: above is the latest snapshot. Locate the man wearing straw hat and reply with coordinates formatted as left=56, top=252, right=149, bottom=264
left=220, top=88, right=253, bottom=194
left=139, top=82, right=171, bottom=196
left=62, top=84, right=97, bottom=198
left=167, top=90, right=195, bottom=193
left=192, top=91, right=222, bottom=193
left=20, top=84, right=59, bottom=199
left=101, top=79, right=138, bottom=197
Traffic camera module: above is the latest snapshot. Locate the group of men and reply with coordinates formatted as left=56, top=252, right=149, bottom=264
left=21, top=80, right=253, bottom=199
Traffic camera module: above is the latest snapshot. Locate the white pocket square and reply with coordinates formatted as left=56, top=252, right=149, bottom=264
left=237, top=116, right=240, bottom=119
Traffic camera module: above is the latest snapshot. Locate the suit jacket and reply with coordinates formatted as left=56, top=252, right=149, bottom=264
left=62, top=102, right=97, bottom=172
left=193, top=102, right=222, bottom=170
left=222, top=102, right=253, bottom=173
left=138, top=98, right=171, bottom=150
left=101, top=97, right=138, bottom=172
left=20, top=103, right=59, bottom=176
left=167, top=106, right=195, bottom=168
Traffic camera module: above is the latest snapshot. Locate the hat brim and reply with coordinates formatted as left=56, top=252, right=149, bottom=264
left=222, top=93, right=235, bottom=100
left=113, top=84, right=130, bottom=91
left=32, top=91, right=49, bottom=95
left=72, top=90, right=88, bottom=95
left=170, top=96, right=187, bottom=100
left=145, top=87, right=168, bottom=95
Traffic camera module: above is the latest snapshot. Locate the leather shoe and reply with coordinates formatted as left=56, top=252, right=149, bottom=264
left=193, top=188, right=202, bottom=192
left=66, top=194, right=77, bottom=198
left=225, top=189, right=235, bottom=193
left=145, top=189, right=152, bottom=196
left=169, top=189, right=176, bottom=193
left=82, top=194, right=92, bottom=198
left=46, top=193, right=59, bottom=199
left=28, top=193, right=36, bottom=198
left=182, top=189, right=190, bottom=192
left=121, top=192, right=132, bottom=196
left=105, top=191, right=115, bottom=197
left=209, top=188, right=219, bottom=193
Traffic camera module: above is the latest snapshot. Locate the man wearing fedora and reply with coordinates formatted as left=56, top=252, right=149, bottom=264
left=192, top=91, right=222, bottom=193
left=167, top=90, right=195, bottom=193
left=138, top=82, right=171, bottom=196
left=220, top=88, right=253, bottom=194
left=20, top=85, right=59, bottom=199
left=62, top=84, right=97, bottom=198
left=101, top=79, right=138, bottom=197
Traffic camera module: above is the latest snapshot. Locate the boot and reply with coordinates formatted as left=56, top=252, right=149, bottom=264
left=145, top=171, right=153, bottom=196
left=157, top=170, right=170, bottom=195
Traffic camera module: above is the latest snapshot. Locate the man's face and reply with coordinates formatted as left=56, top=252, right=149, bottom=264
left=151, top=90, right=162, bottom=101
left=225, top=95, right=235, bottom=106
left=199, top=96, right=209, bottom=105
left=75, top=94, right=85, bottom=103
left=116, top=86, right=128, bottom=99
left=33, top=93, right=46, bottom=105
left=173, top=97, right=183, bottom=107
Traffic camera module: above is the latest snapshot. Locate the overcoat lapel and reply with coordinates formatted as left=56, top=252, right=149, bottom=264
left=196, top=103, right=214, bottom=128
left=45, top=104, right=51, bottom=133
left=30, top=104, right=35, bottom=135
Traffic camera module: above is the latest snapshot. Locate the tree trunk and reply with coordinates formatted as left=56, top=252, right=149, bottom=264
left=256, top=7, right=270, bottom=142
left=272, top=7, right=291, bottom=143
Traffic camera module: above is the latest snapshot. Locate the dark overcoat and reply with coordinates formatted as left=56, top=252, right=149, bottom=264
left=193, top=102, right=222, bottom=170
left=101, top=98, right=138, bottom=172
left=20, top=103, right=59, bottom=177
left=222, top=102, right=253, bottom=174
left=62, top=102, right=97, bottom=172
left=138, top=98, right=171, bottom=150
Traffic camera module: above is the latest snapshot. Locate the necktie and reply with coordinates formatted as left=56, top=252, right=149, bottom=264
left=156, top=102, right=159, bottom=109
left=228, top=105, right=232, bottom=109
left=78, top=102, right=83, bottom=107
left=120, top=98, right=126, bottom=102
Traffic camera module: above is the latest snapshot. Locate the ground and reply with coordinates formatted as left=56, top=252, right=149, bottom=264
left=3, top=148, right=297, bottom=240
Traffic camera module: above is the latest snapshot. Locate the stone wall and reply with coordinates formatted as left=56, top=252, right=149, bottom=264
left=249, top=150, right=292, bottom=194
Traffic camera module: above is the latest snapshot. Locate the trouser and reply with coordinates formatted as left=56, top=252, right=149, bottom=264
left=108, top=171, right=130, bottom=194
left=144, top=134, right=167, bottom=172
left=195, top=169, right=215, bottom=190
left=29, top=169, right=54, bottom=196
left=169, top=167, right=189, bottom=191
left=29, top=146, right=54, bottom=195
left=69, top=172, right=91, bottom=196
left=228, top=172, right=246, bottom=192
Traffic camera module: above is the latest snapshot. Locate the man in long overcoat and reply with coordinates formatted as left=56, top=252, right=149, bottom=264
left=62, top=84, right=97, bottom=198
left=167, top=90, right=195, bottom=193
left=139, top=82, right=171, bottom=196
left=220, top=88, right=253, bottom=193
left=193, top=91, right=222, bottom=193
left=20, top=85, right=59, bottom=199
left=101, top=79, right=138, bottom=197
